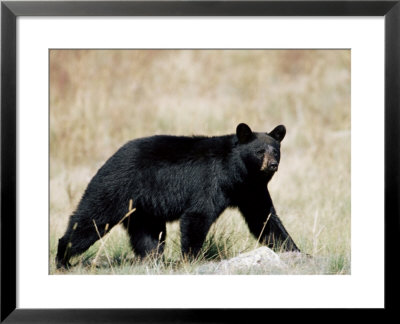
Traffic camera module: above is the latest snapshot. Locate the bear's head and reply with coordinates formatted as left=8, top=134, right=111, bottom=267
left=236, top=123, right=286, bottom=175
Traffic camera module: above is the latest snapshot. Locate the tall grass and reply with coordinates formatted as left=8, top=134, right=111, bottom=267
left=50, top=50, right=351, bottom=274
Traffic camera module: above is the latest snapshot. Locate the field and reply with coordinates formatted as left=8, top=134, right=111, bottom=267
left=49, top=50, right=351, bottom=274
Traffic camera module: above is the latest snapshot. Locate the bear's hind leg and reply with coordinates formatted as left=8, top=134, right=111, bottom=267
left=56, top=215, right=116, bottom=268
left=124, top=212, right=166, bottom=259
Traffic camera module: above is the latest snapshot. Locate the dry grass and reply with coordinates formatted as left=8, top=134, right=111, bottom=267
left=49, top=50, right=350, bottom=275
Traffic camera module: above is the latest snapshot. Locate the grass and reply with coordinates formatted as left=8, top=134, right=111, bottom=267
left=49, top=49, right=351, bottom=275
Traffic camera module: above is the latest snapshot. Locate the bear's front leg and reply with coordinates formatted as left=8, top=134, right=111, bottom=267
left=238, top=192, right=300, bottom=253
left=264, top=207, right=300, bottom=252
left=180, top=212, right=214, bottom=259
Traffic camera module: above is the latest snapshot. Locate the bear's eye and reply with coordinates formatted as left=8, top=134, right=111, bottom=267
left=256, top=149, right=265, bottom=156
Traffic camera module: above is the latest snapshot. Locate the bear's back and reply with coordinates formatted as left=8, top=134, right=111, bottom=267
left=130, top=134, right=235, bottom=165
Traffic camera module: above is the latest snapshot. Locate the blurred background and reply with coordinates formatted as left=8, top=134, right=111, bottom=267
left=50, top=50, right=350, bottom=274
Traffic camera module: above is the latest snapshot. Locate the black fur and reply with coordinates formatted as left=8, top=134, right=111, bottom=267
left=56, top=123, right=300, bottom=268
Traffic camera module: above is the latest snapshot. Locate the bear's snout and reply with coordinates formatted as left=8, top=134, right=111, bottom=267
left=261, top=153, right=279, bottom=172
left=267, top=160, right=278, bottom=171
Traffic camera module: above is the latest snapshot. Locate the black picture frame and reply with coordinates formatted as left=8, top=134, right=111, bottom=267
left=1, top=0, right=399, bottom=322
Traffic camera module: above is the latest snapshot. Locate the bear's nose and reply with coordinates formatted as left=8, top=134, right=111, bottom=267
left=267, top=161, right=278, bottom=171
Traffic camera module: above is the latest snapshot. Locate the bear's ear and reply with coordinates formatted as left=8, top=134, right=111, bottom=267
left=236, top=123, right=253, bottom=144
left=269, top=125, right=286, bottom=142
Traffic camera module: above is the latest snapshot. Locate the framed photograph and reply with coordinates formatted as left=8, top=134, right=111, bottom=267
left=1, top=0, right=399, bottom=322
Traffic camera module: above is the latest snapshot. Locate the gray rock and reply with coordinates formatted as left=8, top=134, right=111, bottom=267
left=197, top=247, right=286, bottom=274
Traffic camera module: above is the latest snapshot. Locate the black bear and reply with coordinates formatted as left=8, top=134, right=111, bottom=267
left=56, top=123, right=300, bottom=268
